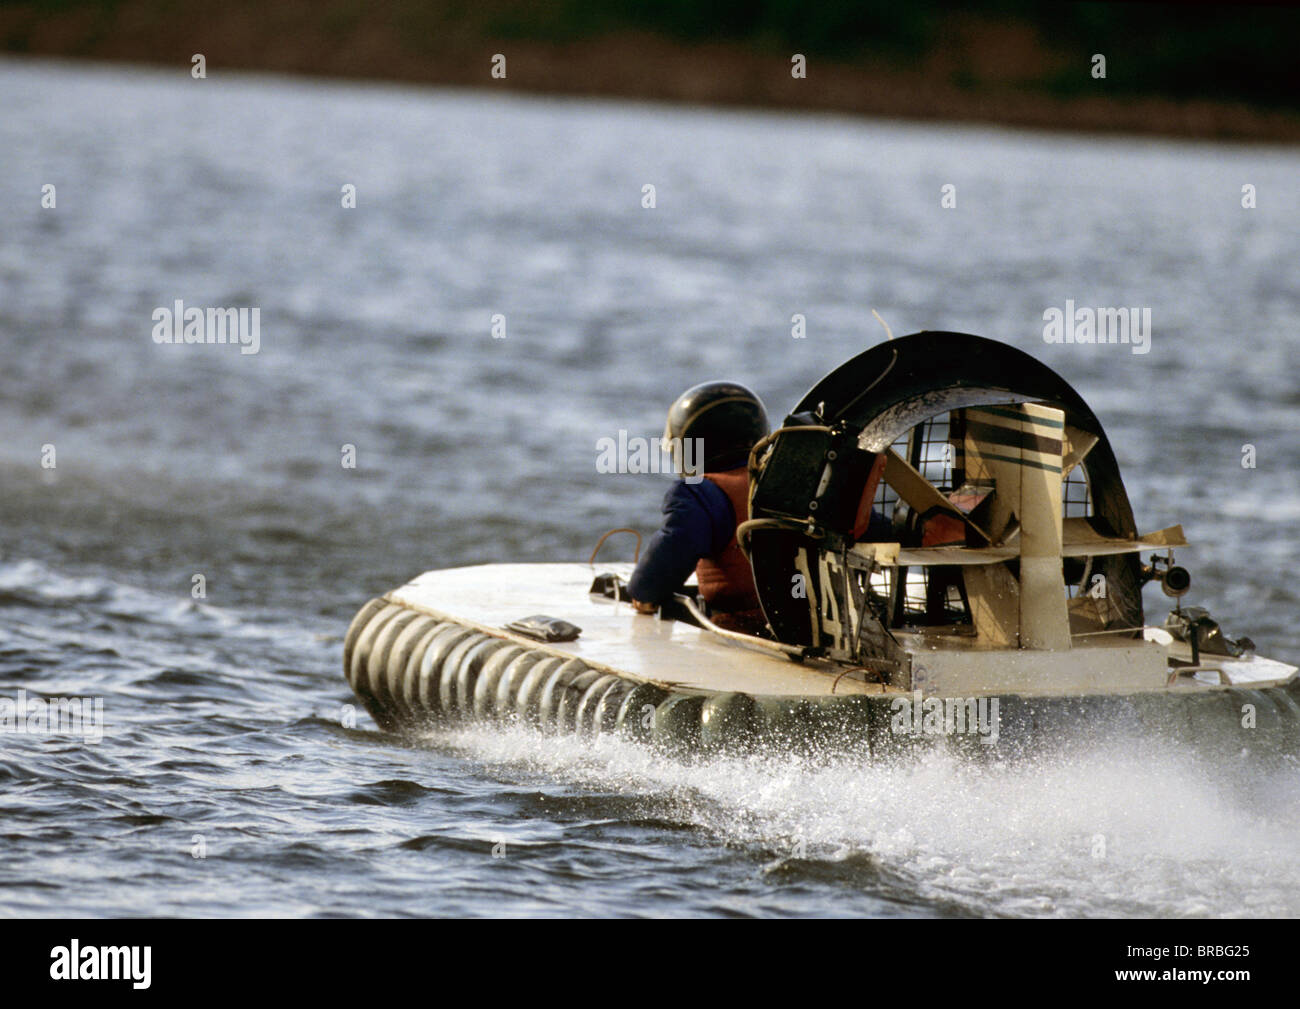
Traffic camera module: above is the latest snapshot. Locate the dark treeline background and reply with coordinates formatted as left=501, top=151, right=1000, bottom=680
left=492, top=0, right=1297, bottom=107
left=2, top=1, right=1297, bottom=137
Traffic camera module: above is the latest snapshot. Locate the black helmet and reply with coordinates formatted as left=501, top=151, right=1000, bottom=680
left=664, top=381, right=769, bottom=473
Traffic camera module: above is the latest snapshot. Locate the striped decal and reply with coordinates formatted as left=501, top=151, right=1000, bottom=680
left=964, top=405, right=1065, bottom=476
left=974, top=450, right=1063, bottom=474
left=979, top=404, right=1065, bottom=429
left=965, top=419, right=1063, bottom=458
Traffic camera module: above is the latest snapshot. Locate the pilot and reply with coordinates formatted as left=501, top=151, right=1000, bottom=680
left=627, top=381, right=770, bottom=635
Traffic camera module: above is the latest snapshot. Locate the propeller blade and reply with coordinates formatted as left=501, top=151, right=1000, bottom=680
left=882, top=448, right=991, bottom=542
left=1062, top=425, right=1099, bottom=477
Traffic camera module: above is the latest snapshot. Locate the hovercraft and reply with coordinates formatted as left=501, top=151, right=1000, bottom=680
left=343, top=333, right=1299, bottom=757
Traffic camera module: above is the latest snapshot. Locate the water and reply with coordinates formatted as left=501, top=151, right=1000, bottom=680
left=1, top=58, right=1298, bottom=917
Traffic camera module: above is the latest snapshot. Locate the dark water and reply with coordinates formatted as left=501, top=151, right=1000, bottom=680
left=1, top=58, right=1298, bottom=917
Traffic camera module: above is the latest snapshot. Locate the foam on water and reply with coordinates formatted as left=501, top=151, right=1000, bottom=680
left=425, top=723, right=1300, bottom=917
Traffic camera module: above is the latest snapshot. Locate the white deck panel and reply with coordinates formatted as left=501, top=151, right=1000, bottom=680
left=388, top=562, right=882, bottom=697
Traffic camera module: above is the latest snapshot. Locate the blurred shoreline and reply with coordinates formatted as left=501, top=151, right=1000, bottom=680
left=2, top=1, right=1299, bottom=143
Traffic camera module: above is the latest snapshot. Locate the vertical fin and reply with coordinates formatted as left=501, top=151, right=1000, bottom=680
left=963, top=404, right=1070, bottom=650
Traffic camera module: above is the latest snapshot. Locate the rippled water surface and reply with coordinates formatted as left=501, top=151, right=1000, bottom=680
left=1, top=58, right=1298, bottom=917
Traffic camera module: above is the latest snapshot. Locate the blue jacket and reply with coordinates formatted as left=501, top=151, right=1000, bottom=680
left=627, top=479, right=735, bottom=605
left=627, top=480, right=894, bottom=605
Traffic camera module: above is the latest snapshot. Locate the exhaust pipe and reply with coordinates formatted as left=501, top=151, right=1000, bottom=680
left=1159, top=564, right=1191, bottom=598
left=1143, top=554, right=1191, bottom=598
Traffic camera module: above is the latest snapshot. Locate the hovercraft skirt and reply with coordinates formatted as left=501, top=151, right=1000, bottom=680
left=344, top=596, right=653, bottom=738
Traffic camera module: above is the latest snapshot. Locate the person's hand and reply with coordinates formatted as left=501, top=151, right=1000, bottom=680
left=631, top=599, right=658, bottom=615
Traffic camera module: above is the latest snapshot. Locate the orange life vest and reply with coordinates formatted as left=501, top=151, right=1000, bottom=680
left=695, top=468, right=760, bottom=613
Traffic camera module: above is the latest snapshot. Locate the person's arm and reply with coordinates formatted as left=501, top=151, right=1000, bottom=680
left=626, top=481, right=717, bottom=609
